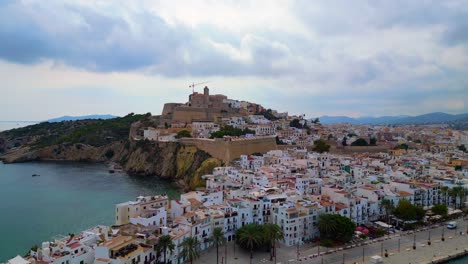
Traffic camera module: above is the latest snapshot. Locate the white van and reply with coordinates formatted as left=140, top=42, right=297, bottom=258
left=447, top=221, right=457, bottom=229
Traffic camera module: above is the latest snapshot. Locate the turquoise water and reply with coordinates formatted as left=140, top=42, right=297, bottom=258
left=0, top=161, right=180, bottom=261
left=445, top=255, right=468, bottom=263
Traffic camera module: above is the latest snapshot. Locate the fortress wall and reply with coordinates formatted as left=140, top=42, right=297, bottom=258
left=172, top=108, right=209, bottom=123
left=180, top=137, right=277, bottom=164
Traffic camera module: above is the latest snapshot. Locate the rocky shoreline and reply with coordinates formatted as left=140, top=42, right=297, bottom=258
left=0, top=140, right=221, bottom=191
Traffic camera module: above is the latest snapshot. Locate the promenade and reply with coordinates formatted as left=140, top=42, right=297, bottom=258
left=195, top=218, right=468, bottom=264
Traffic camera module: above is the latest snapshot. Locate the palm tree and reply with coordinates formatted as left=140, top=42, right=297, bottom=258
left=380, top=199, right=394, bottom=222
left=156, top=235, right=175, bottom=264
left=440, top=186, right=449, bottom=206
left=181, top=237, right=200, bottom=264
left=317, top=214, right=338, bottom=239
left=263, top=224, right=284, bottom=261
left=380, top=199, right=394, bottom=235
left=236, top=224, right=263, bottom=264
left=212, top=227, right=226, bottom=264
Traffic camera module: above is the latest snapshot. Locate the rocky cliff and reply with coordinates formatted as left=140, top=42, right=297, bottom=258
left=0, top=140, right=220, bottom=191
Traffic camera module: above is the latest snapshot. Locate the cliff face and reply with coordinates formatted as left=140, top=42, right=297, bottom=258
left=0, top=140, right=218, bottom=190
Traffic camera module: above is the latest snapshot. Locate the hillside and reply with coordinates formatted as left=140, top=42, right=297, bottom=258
left=47, top=114, right=117, bottom=122
left=0, top=113, right=151, bottom=150
left=0, top=113, right=217, bottom=190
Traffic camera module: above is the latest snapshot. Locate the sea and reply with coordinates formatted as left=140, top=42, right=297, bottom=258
left=0, top=161, right=180, bottom=261
left=445, top=255, right=468, bottom=263
left=0, top=121, right=39, bottom=132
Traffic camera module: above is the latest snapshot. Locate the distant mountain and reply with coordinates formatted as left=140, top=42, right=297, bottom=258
left=314, top=112, right=468, bottom=125
left=47, top=114, right=118, bottom=123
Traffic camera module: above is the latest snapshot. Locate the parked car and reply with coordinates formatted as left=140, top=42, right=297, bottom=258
left=446, top=221, right=457, bottom=229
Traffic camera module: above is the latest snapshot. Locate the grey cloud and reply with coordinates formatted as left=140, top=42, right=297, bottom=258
left=0, top=1, right=298, bottom=77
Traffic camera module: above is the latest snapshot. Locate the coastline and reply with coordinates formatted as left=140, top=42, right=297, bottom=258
left=433, top=250, right=468, bottom=264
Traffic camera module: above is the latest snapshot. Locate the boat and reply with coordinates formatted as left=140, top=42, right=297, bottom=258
left=32, top=174, right=40, bottom=177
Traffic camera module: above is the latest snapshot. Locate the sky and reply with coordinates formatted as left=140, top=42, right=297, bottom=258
left=1, top=0, right=467, bottom=121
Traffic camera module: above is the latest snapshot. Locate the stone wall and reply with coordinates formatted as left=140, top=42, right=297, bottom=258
left=180, top=136, right=277, bottom=164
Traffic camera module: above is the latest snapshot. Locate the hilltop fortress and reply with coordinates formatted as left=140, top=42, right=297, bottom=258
left=161, top=86, right=265, bottom=125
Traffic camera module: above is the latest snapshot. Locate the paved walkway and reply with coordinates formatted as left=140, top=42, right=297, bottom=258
left=194, top=218, right=468, bottom=264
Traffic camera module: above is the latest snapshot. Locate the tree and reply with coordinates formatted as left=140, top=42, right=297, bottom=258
left=236, top=224, right=264, bottom=264
left=312, top=118, right=320, bottom=124
left=210, top=125, right=255, bottom=139
left=263, top=224, right=283, bottom=261
left=395, top=143, right=409, bottom=150
left=440, top=186, right=449, bottom=206
left=351, top=138, right=369, bottom=146
left=317, top=214, right=356, bottom=243
left=256, top=109, right=279, bottom=121
left=212, top=227, right=225, bottom=264
left=449, top=186, right=468, bottom=209
left=312, top=139, right=330, bottom=153
left=431, top=204, right=448, bottom=216
left=380, top=199, right=395, bottom=224
left=181, top=237, right=200, bottom=264
left=176, top=130, right=192, bottom=138
left=275, top=136, right=286, bottom=145
left=369, top=137, right=377, bottom=145
left=289, top=119, right=303, bottom=129
left=458, top=144, right=467, bottom=152
left=342, top=136, right=348, bottom=146
left=105, top=149, right=115, bottom=159
left=156, top=235, right=175, bottom=264
left=393, top=200, right=424, bottom=221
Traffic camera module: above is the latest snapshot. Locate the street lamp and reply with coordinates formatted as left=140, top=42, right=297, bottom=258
left=442, top=226, right=445, bottom=242
left=413, top=234, right=416, bottom=250
left=362, top=246, right=365, bottom=263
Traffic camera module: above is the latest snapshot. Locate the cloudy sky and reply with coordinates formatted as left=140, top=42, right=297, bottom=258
left=1, top=0, right=467, bottom=121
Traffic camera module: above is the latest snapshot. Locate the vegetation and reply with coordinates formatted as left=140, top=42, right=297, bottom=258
left=369, top=137, right=377, bottom=145
left=180, top=237, right=200, bottom=264
left=395, top=143, right=409, bottom=150
left=448, top=186, right=468, bottom=209
left=317, top=214, right=356, bottom=243
left=105, top=149, right=115, bottom=159
left=236, top=224, right=264, bottom=263
left=380, top=199, right=395, bottom=224
left=176, top=130, right=192, bottom=138
left=351, top=138, right=369, bottom=146
left=236, top=223, right=283, bottom=263
left=458, top=144, right=467, bottom=152
left=0, top=113, right=148, bottom=149
left=210, top=125, right=255, bottom=139
left=342, top=136, right=348, bottom=146
left=256, top=109, right=280, bottom=121
left=155, top=235, right=175, bottom=264
left=290, top=119, right=307, bottom=129
left=275, top=136, right=286, bottom=145
left=393, top=199, right=425, bottom=221
left=312, top=139, right=330, bottom=153
left=212, top=227, right=225, bottom=264
left=431, top=204, right=448, bottom=216
left=263, top=223, right=284, bottom=261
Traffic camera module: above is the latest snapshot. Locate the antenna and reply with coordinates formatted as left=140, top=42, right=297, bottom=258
left=189, top=81, right=209, bottom=93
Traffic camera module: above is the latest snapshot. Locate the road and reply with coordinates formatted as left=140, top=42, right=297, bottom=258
left=195, top=217, right=468, bottom=264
